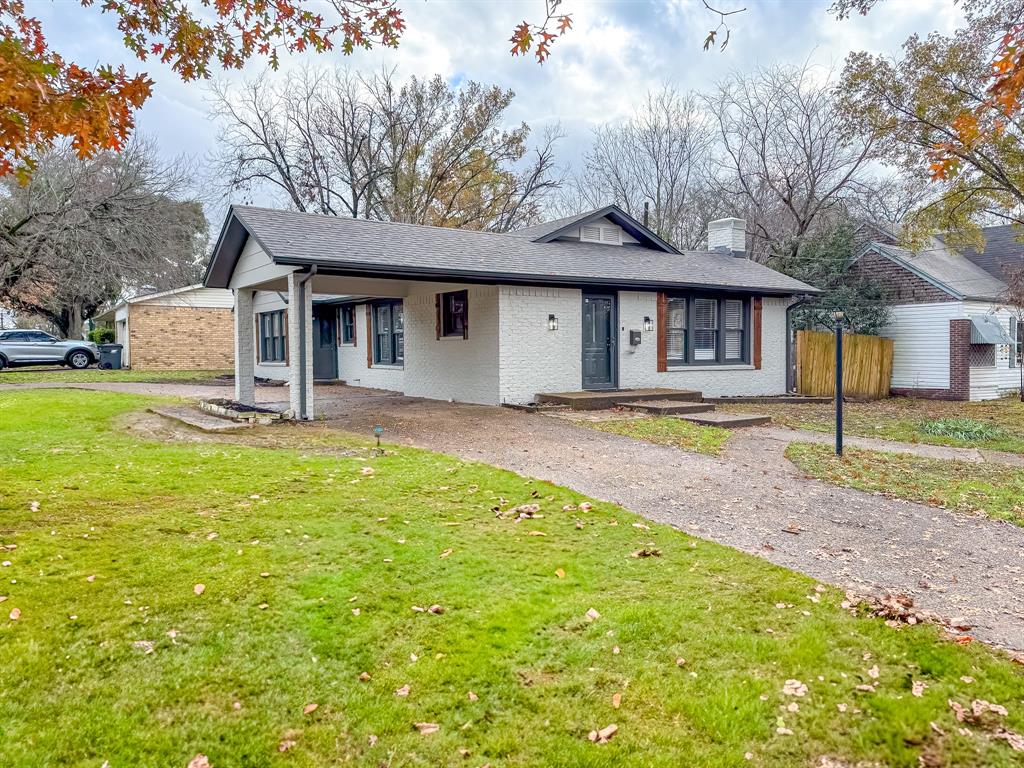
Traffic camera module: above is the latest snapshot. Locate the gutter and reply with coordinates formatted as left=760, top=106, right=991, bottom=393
left=785, top=294, right=815, bottom=393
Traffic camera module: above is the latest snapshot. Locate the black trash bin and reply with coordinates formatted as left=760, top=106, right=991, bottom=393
left=97, top=343, right=123, bottom=370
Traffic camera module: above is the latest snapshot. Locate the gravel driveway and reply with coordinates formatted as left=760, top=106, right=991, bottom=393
left=9, top=381, right=1024, bottom=652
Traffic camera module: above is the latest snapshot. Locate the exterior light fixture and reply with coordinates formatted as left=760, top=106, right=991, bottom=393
left=548, top=314, right=558, bottom=331
left=643, top=316, right=654, bottom=332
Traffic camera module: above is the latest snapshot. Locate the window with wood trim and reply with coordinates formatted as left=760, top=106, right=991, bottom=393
left=258, top=310, right=286, bottom=363
left=658, top=294, right=750, bottom=365
left=440, top=289, right=469, bottom=338
left=340, top=305, right=355, bottom=345
left=372, top=300, right=404, bottom=366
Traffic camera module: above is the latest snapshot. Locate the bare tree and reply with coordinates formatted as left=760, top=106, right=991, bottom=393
left=0, top=140, right=207, bottom=338
left=209, top=68, right=563, bottom=231
left=571, top=86, right=720, bottom=248
left=705, top=63, right=879, bottom=261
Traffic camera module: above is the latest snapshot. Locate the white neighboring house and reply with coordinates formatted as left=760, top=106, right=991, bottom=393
left=203, top=204, right=819, bottom=419
left=850, top=225, right=1023, bottom=401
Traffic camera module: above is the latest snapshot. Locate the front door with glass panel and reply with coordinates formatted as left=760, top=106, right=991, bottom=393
left=582, top=293, right=617, bottom=390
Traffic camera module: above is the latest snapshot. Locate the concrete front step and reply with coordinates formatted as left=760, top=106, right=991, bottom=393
left=535, top=388, right=703, bottom=411
left=675, top=411, right=772, bottom=429
left=620, top=399, right=716, bottom=416
left=150, top=406, right=251, bottom=432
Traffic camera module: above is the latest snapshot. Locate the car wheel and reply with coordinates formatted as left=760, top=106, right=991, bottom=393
left=0, top=356, right=6, bottom=371
left=67, top=350, right=92, bottom=369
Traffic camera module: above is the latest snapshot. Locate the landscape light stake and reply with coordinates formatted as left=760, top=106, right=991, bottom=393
left=373, top=424, right=384, bottom=455
left=834, top=311, right=844, bottom=457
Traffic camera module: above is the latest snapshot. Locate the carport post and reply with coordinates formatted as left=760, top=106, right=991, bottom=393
left=287, top=270, right=315, bottom=420
left=234, top=288, right=256, bottom=406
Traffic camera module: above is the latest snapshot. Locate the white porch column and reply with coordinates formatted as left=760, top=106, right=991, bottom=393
left=234, top=288, right=256, bottom=405
left=287, top=271, right=315, bottom=419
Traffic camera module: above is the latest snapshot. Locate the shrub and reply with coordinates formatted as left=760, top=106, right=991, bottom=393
left=88, top=327, right=115, bottom=344
left=919, top=418, right=1004, bottom=442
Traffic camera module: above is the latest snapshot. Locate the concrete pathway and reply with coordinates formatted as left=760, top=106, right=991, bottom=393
left=7, top=381, right=1024, bottom=651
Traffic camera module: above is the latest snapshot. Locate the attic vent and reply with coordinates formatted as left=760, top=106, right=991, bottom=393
left=581, top=224, right=622, bottom=245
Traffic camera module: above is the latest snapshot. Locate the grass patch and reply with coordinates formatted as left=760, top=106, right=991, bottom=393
left=0, top=368, right=232, bottom=384
left=786, top=443, right=1024, bottom=525
left=2, top=390, right=1024, bottom=767
left=721, top=396, right=1024, bottom=454
left=586, top=416, right=730, bottom=456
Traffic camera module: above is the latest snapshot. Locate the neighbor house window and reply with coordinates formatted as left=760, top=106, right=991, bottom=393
left=340, top=305, right=355, bottom=345
left=373, top=300, right=404, bottom=366
left=259, top=310, right=286, bottom=363
left=661, top=294, right=749, bottom=365
left=440, top=289, right=469, bottom=338
left=1011, top=317, right=1022, bottom=369
left=666, top=297, right=687, bottom=364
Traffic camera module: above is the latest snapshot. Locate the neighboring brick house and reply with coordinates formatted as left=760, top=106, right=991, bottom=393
left=93, top=285, right=234, bottom=370
left=203, top=204, right=820, bottom=419
left=849, top=232, right=1023, bottom=401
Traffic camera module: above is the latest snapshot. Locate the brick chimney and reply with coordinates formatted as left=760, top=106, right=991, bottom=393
left=707, top=217, right=747, bottom=257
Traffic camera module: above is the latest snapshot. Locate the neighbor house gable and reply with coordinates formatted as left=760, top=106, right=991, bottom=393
left=848, top=245, right=960, bottom=304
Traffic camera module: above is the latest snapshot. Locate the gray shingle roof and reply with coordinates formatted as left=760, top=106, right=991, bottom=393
left=873, top=243, right=1008, bottom=301
left=939, top=224, right=1024, bottom=281
left=227, top=206, right=818, bottom=295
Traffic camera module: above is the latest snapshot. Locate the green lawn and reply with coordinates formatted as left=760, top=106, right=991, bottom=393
left=587, top=416, right=730, bottom=455
left=0, top=368, right=232, bottom=384
left=786, top=443, right=1024, bottom=526
left=721, top=396, right=1024, bottom=454
left=2, top=391, right=1024, bottom=767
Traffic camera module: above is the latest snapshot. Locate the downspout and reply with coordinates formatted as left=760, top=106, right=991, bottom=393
left=297, top=266, right=318, bottom=419
left=785, top=294, right=814, bottom=393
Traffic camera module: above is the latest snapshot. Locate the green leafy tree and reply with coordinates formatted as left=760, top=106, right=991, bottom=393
left=770, top=222, right=892, bottom=335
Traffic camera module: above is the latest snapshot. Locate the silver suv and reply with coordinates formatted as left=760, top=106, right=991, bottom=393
left=0, top=330, right=98, bottom=370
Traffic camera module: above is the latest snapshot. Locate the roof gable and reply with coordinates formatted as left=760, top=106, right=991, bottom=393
left=510, top=204, right=679, bottom=253
left=853, top=242, right=1007, bottom=301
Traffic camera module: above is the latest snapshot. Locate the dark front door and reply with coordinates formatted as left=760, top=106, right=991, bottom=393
left=312, top=306, right=338, bottom=381
left=582, top=293, right=617, bottom=390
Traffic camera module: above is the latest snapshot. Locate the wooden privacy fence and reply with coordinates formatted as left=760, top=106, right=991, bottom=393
left=796, top=330, right=894, bottom=400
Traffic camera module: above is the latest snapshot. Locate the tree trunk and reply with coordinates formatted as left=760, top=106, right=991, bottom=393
left=66, top=298, right=85, bottom=340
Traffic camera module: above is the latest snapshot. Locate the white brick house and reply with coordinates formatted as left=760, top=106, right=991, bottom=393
left=204, top=205, right=817, bottom=418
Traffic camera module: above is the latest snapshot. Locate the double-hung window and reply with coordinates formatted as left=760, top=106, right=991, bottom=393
left=440, top=290, right=469, bottom=338
left=258, top=310, right=286, bottom=363
left=662, top=295, right=749, bottom=365
left=1011, top=316, right=1023, bottom=369
left=373, top=300, right=404, bottom=366
left=340, top=305, right=355, bottom=345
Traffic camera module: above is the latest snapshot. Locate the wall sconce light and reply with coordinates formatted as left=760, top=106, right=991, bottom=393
left=643, top=316, right=654, bottom=332
left=548, top=314, right=558, bottom=331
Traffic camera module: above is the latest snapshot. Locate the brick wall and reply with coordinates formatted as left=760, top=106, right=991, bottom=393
left=890, top=318, right=971, bottom=400
left=848, top=249, right=956, bottom=305
left=128, top=305, right=234, bottom=370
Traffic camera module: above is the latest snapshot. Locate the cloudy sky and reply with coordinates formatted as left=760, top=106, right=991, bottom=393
left=35, top=0, right=962, bottom=211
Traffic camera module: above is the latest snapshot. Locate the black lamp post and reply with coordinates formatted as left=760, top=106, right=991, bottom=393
left=834, top=311, right=845, bottom=456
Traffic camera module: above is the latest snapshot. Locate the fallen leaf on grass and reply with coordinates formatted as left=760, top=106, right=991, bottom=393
left=866, top=665, right=879, bottom=679
left=414, top=722, right=439, bottom=735
left=303, top=703, right=318, bottom=715
left=912, top=680, right=927, bottom=697
left=960, top=676, right=975, bottom=684
left=187, top=755, right=211, bottom=768
left=395, top=685, right=410, bottom=697
left=555, top=568, right=566, bottom=579
left=994, top=729, right=1024, bottom=751
left=631, top=547, right=661, bottom=558
left=359, top=672, right=371, bottom=682
left=782, top=679, right=807, bottom=697
left=579, top=502, right=593, bottom=512
left=87, top=575, right=96, bottom=583
left=360, top=466, right=375, bottom=476
left=367, top=734, right=378, bottom=747
left=586, top=608, right=601, bottom=622
left=468, top=691, right=478, bottom=702
left=351, top=608, right=361, bottom=616
left=612, top=692, right=621, bottom=709
left=9, top=607, right=20, bottom=621
left=278, top=739, right=295, bottom=752
left=527, top=531, right=546, bottom=537
left=439, top=548, right=453, bottom=558
left=676, top=657, right=686, bottom=667
left=193, top=584, right=205, bottom=596
left=428, top=604, right=444, bottom=614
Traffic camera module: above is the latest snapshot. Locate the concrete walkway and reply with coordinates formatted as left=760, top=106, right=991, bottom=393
left=7, top=381, right=1024, bottom=652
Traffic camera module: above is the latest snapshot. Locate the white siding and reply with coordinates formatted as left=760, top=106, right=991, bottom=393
left=884, top=303, right=960, bottom=390
left=229, top=237, right=295, bottom=289
left=138, top=287, right=234, bottom=309
left=963, top=301, right=1022, bottom=401
left=617, top=292, right=790, bottom=396
left=498, top=286, right=583, bottom=404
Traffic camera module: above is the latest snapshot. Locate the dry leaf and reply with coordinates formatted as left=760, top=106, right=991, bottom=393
left=782, top=679, right=807, bottom=697
left=586, top=607, right=601, bottom=622
left=439, top=548, right=453, bottom=558
left=303, top=703, right=318, bottom=715
left=468, top=691, right=478, bottom=702
left=587, top=723, right=618, bottom=743
left=676, top=657, right=686, bottom=667
left=428, top=604, right=444, bottom=614
left=994, top=729, right=1024, bottom=751
left=193, top=584, right=205, bottom=596
left=912, top=680, right=927, bottom=698
left=360, top=466, right=375, bottom=476
left=187, top=755, right=211, bottom=768
left=8, top=607, right=20, bottom=621
left=278, top=739, right=295, bottom=752
left=527, top=531, right=546, bottom=537
left=579, top=502, right=593, bottom=512
left=367, top=734, right=378, bottom=747
left=612, top=692, right=621, bottom=709
left=960, top=676, right=975, bottom=684
left=555, top=568, right=566, bottom=579
left=866, top=665, right=879, bottom=679
left=359, top=672, right=371, bottom=682
left=414, top=722, right=439, bottom=735
left=87, top=575, right=96, bottom=583
left=352, top=608, right=361, bottom=616
left=395, top=684, right=410, bottom=697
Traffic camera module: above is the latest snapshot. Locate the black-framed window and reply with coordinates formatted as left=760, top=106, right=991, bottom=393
left=373, top=300, right=404, bottom=366
left=1011, top=316, right=1022, bottom=369
left=441, top=289, right=468, bottom=338
left=662, top=294, right=749, bottom=365
left=666, top=297, right=687, bottom=364
left=259, top=310, right=286, bottom=363
left=340, top=305, right=355, bottom=344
